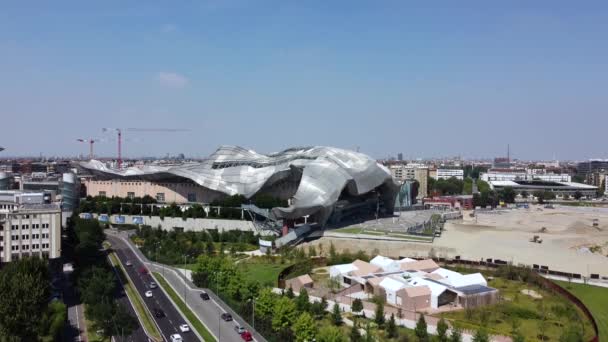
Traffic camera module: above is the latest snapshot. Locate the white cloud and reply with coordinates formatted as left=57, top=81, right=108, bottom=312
left=157, top=72, right=189, bottom=88
left=161, top=24, right=177, bottom=33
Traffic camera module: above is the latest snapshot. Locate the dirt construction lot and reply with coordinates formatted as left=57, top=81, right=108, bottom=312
left=304, top=205, right=608, bottom=276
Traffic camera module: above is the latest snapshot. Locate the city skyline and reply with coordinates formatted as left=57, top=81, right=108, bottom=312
left=1, top=1, right=607, bottom=159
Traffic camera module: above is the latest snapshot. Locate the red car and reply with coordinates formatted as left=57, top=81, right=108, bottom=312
left=240, top=331, right=252, bottom=341
left=139, top=266, right=148, bottom=275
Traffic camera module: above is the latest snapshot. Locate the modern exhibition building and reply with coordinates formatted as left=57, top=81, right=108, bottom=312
left=80, top=146, right=399, bottom=227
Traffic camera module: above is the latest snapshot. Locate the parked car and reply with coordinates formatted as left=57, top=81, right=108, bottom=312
left=234, top=326, right=245, bottom=334
left=221, top=313, right=233, bottom=321
left=200, top=292, right=210, bottom=300
left=149, top=281, right=157, bottom=289
left=179, top=324, right=190, bottom=333
left=139, top=266, right=148, bottom=275
left=241, top=331, right=253, bottom=341
left=153, top=308, right=165, bottom=318
left=145, top=290, right=153, bottom=298
left=170, top=334, right=182, bottom=342
left=125, top=260, right=132, bottom=266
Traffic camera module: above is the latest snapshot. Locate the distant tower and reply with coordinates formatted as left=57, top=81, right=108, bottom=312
left=397, top=153, right=403, bottom=161
left=507, top=144, right=510, bottom=164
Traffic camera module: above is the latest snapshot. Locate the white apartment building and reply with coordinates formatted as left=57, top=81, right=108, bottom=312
left=0, top=202, right=61, bottom=263
left=480, top=171, right=571, bottom=183
left=389, top=164, right=429, bottom=198
left=435, top=169, right=464, bottom=180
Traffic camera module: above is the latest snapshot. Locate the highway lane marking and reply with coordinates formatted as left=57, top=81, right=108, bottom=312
left=115, top=241, right=187, bottom=339
left=74, top=303, right=82, bottom=342
left=114, top=233, right=248, bottom=342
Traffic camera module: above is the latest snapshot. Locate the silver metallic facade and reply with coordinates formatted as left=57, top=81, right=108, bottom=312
left=81, top=146, right=398, bottom=225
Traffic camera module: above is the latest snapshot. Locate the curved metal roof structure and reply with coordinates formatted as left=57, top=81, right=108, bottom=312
left=80, top=145, right=398, bottom=225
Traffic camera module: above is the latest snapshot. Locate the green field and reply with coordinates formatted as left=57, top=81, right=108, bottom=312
left=555, top=280, right=608, bottom=340
left=153, top=272, right=216, bottom=342
left=84, top=305, right=110, bottom=342
left=441, top=277, right=594, bottom=340
left=237, top=259, right=292, bottom=287
left=334, top=227, right=432, bottom=241
left=334, top=227, right=365, bottom=234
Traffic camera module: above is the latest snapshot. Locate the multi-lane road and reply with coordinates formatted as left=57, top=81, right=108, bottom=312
left=108, top=232, right=257, bottom=342
left=109, top=234, right=202, bottom=342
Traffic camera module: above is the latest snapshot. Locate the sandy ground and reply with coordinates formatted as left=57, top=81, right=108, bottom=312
left=304, top=205, right=608, bottom=276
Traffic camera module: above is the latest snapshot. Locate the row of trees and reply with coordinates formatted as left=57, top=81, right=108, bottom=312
left=80, top=193, right=287, bottom=219
left=134, top=225, right=259, bottom=265
left=0, top=258, right=66, bottom=341
left=428, top=177, right=465, bottom=196
left=69, top=218, right=138, bottom=338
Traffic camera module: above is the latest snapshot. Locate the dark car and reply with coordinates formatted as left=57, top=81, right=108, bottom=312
left=200, top=292, right=210, bottom=300
left=153, top=308, right=165, bottom=318
left=220, top=313, right=232, bottom=321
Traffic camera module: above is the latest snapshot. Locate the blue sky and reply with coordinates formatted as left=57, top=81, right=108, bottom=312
left=1, top=1, right=607, bottom=160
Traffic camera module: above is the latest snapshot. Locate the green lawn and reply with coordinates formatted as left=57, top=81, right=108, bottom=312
left=334, top=227, right=364, bottom=234
left=334, top=227, right=432, bottom=241
left=237, top=259, right=292, bottom=287
left=83, top=305, right=110, bottom=342
left=152, top=272, right=216, bottom=342
left=555, top=280, right=607, bottom=340
left=441, top=277, right=595, bottom=340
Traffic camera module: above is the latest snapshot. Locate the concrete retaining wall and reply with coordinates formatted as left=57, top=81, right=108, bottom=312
left=89, top=213, right=255, bottom=232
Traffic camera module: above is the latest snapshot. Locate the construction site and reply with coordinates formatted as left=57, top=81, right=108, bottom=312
left=303, top=204, right=608, bottom=278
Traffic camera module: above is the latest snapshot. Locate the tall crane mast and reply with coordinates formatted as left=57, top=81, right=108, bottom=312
left=102, top=127, right=189, bottom=169
left=76, top=138, right=98, bottom=159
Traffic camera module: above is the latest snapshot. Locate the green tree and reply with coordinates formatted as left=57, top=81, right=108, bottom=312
left=350, top=322, right=363, bottom=342
left=331, top=302, right=342, bottom=325
left=78, top=266, right=116, bottom=306
left=414, top=315, right=428, bottom=341
left=374, top=301, right=385, bottom=327
left=293, top=312, right=316, bottom=342
left=286, top=287, right=295, bottom=299
left=295, top=288, right=311, bottom=312
left=472, top=328, right=490, bottom=342
left=477, top=180, right=490, bottom=193
left=449, top=327, right=463, bottom=342
left=255, top=288, right=277, bottom=319
left=317, top=325, right=346, bottom=342
left=533, top=190, right=546, bottom=204
left=521, top=190, right=529, bottom=199
left=352, top=298, right=364, bottom=316
left=0, top=257, right=50, bottom=340
left=574, top=191, right=583, bottom=200
left=499, top=187, right=516, bottom=203
left=364, top=322, right=374, bottom=342
left=272, top=297, right=297, bottom=331
left=387, top=313, right=398, bottom=338
left=436, top=317, right=449, bottom=342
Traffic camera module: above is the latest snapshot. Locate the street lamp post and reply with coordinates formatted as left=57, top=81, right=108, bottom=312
left=182, top=254, right=190, bottom=305
left=248, top=297, right=256, bottom=329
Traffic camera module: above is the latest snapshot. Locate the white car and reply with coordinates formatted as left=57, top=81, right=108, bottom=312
left=170, top=334, right=183, bottom=342
left=179, top=324, right=190, bottom=333
left=144, top=290, right=153, bottom=298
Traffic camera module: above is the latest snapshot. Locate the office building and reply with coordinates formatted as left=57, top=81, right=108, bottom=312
left=435, top=169, right=464, bottom=180
left=0, top=201, right=61, bottom=263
